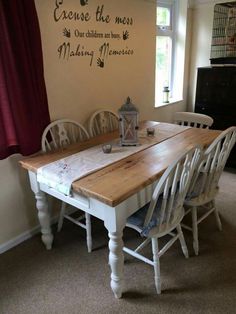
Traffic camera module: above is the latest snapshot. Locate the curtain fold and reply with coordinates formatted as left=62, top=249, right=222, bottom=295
left=0, top=0, right=50, bottom=159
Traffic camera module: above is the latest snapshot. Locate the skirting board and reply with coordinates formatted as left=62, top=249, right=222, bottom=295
left=0, top=216, right=58, bottom=255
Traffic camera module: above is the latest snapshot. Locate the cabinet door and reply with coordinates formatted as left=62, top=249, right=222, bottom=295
left=195, top=67, right=236, bottom=168
left=195, top=67, right=236, bottom=115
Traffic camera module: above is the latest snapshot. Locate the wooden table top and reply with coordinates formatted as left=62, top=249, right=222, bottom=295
left=20, top=122, right=221, bottom=207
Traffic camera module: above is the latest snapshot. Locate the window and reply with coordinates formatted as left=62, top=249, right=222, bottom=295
left=155, top=1, right=175, bottom=105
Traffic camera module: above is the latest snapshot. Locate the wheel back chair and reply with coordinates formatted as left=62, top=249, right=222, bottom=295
left=88, top=109, right=119, bottom=137
left=41, top=119, right=93, bottom=252
left=174, top=112, right=214, bottom=129
left=183, top=126, right=236, bottom=255
left=123, top=145, right=202, bottom=294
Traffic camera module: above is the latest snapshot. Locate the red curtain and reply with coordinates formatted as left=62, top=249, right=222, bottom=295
left=0, top=0, right=50, bottom=159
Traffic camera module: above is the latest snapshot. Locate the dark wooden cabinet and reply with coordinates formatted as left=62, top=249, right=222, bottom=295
left=195, top=66, right=236, bottom=168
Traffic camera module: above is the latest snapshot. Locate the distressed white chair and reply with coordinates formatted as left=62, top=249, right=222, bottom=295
left=41, top=119, right=93, bottom=252
left=123, top=145, right=202, bottom=294
left=88, top=109, right=119, bottom=137
left=183, top=126, right=236, bottom=255
left=174, top=112, right=214, bottom=129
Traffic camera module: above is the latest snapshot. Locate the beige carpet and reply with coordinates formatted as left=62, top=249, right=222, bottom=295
left=0, top=168, right=236, bottom=314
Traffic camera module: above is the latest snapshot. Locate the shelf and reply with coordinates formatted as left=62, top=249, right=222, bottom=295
left=211, top=2, right=236, bottom=63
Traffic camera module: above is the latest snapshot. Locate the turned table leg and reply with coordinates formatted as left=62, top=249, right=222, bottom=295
left=35, top=190, right=53, bottom=250
left=108, top=231, right=124, bottom=299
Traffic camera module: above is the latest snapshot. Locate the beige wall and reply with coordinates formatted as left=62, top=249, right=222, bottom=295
left=36, top=0, right=157, bottom=124
left=188, top=0, right=236, bottom=111
left=0, top=155, right=38, bottom=246
left=0, top=0, right=189, bottom=251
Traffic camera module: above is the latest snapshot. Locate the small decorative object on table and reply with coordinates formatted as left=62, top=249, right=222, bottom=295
left=118, top=97, right=139, bottom=146
left=146, top=127, right=155, bottom=136
left=102, top=144, right=112, bottom=153
left=163, top=85, right=170, bottom=103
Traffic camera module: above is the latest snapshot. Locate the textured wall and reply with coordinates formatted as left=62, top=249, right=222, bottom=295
left=0, top=0, right=188, bottom=250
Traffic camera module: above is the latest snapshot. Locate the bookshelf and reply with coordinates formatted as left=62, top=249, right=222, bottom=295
left=211, top=1, right=236, bottom=64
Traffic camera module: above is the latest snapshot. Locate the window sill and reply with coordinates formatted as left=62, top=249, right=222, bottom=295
left=155, top=98, right=183, bottom=108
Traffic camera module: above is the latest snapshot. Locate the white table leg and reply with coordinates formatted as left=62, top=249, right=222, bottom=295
left=108, top=230, right=124, bottom=299
left=35, top=190, right=53, bottom=250
left=28, top=171, right=53, bottom=250
left=101, top=201, right=128, bottom=299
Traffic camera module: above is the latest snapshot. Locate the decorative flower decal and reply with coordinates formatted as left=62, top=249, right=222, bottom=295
left=63, top=28, right=71, bottom=38
left=123, top=30, right=129, bottom=40
left=97, top=58, right=104, bottom=68
left=80, top=0, right=88, bottom=6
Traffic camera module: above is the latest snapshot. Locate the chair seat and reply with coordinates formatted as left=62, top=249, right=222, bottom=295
left=127, top=197, right=182, bottom=237
left=185, top=172, right=219, bottom=206
left=127, top=202, right=152, bottom=235
left=185, top=188, right=219, bottom=207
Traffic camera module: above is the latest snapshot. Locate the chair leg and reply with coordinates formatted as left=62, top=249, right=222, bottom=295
left=151, top=237, right=161, bottom=294
left=57, top=202, right=67, bottom=232
left=85, top=213, right=92, bottom=253
left=192, top=206, right=199, bottom=256
left=213, top=200, right=222, bottom=231
left=176, top=224, right=189, bottom=258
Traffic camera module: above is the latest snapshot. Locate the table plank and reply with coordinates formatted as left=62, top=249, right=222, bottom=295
left=72, top=127, right=221, bottom=206
left=20, top=121, right=188, bottom=172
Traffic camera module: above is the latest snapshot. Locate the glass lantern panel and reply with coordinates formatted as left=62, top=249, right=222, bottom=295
left=123, top=115, right=136, bottom=140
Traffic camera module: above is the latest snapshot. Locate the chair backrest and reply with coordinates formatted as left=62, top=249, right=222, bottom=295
left=41, top=119, right=89, bottom=152
left=174, top=112, right=214, bottom=129
left=88, top=109, right=119, bottom=137
left=142, top=146, right=202, bottom=236
left=187, top=126, right=236, bottom=200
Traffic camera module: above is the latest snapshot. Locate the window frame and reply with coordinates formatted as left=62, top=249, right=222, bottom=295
left=155, top=0, right=177, bottom=104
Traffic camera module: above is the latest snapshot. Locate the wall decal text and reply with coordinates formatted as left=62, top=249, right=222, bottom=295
left=53, top=0, right=135, bottom=68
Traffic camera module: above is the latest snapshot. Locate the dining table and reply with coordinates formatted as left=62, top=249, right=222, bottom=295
left=20, top=121, right=221, bottom=298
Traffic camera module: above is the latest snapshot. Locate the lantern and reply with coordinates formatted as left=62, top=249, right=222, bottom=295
left=163, top=85, right=170, bottom=103
left=118, top=97, right=139, bottom=146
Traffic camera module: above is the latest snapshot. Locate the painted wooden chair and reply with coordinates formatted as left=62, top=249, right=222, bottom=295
left=123, top=145, right=202, bottom=294
left=88, top=109, right=119, bottom=137
left=41, top=119, right=93, bottom=252
left=183, top=126, right=236, bottom=255
left=174, top=112, right=214, bottom=129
